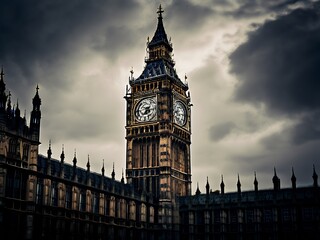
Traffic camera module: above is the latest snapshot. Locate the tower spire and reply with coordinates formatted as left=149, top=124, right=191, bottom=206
left=111, top=162, right=115, bottom=180
left=291, top=167, right=296, bottom=190
left=313, top=164, right=318, bottom=187
left=254, top=171, right=258, bottom=192
left=220, top=175, right=225, bottom=195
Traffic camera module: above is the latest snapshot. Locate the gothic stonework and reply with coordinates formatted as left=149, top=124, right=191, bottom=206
left=0, top=5, right=320, bottom=240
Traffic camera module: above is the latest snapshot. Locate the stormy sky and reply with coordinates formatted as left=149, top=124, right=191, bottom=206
left=1, top=0, right=320, bottom=193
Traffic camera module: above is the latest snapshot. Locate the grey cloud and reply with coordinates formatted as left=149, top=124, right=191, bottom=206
left=230, top=4, right=320, bottom=146
left=209, top=122, right=236, bottom=141
left=230, top=5, right=320, bottom=115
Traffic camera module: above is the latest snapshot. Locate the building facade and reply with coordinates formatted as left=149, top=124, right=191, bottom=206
left=0, top=5, right=320, bottom=240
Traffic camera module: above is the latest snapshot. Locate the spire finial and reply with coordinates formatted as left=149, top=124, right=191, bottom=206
left=47, top=139, right=52, bottom=158
left=87, top=154, right=90, bottom=171
left=73, top=149, right=77, bottom=165
left=254, top=171, right=258, bottom=192
left=313, top=164, right=318, bottom=187
left=206, top=176, right=210, bottom=195
left=60, top=144, right=65, bottom=163
left=157, top=4, right=164, bottom=18
left=101, top=159, right=105, bottom=175
left=220, top=174, right=225, bottom=194
left=121, top=169, right=124, bottom=183
left=111, top=162, right=115, bottom=180
left=195, top=182, right=201, bottom=195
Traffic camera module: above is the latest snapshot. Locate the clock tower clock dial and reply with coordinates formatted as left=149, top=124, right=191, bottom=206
left=173, top=100, right=187, bottom=126
left=135, top=97, right=157, bottom=122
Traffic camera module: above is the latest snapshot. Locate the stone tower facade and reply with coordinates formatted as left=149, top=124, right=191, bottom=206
left=124, top=6, right=192, bottom=233
left=0, top=68, right=41, bottom=239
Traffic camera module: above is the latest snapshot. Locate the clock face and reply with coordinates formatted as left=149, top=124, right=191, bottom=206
left=173, top=101, right=187, bottom=126
left=135, top=98, right=157, bottom=122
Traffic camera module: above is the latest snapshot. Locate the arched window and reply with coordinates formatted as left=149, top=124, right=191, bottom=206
left=140, top=203, right=146, bottom=222
left=129, top=201, right=136, bottom=221
left=109, top=196, right=115, bottom=217
left=79, top=191, right=86, bottom=211
left=120, top=199, right=127, bottom=219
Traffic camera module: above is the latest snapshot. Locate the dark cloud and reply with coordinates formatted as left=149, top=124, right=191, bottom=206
left=0, top=0, right=140, bottom=96
left=230, top=4, right=320, bottom=147
left=230, top=5, right=320, bottom=115
left=209, top=122, right=236, bottom=141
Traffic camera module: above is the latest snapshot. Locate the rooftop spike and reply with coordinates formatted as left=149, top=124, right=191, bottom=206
left=60, top=144, right=65, bottom=163
left=111, top=162, right=115, bottom=180
left=313, top=164, right=318, bottom=187
left=101, top=159, right=105, bottom=176
left=237, top=174, right=241, bottom=193
left=254, top=171, right=258, bottom=192
left=86, top=154, right=90, bottom=171
left=206, top=176, right=210, bottom=195
left=121, top=169, right=124, bottom=184
left=195, top=182, right=201, bottom=195
left=47, top=140, right=52, bottom=159
left=220, top=174, right=225, bottom=195
left=291, top=167, right=296, bottom=190
left=73, top=149, right=77, bottom=165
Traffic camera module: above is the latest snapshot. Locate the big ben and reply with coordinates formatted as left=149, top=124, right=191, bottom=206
left=124, top=5, right=192, bottom=228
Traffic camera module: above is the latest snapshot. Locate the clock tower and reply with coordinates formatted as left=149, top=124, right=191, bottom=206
left=125, top=6, right=192, bottom=228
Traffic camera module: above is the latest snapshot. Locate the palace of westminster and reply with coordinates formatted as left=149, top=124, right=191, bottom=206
left=0, top=6, right=319, bottom=240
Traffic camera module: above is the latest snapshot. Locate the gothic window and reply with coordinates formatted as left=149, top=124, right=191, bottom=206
left=86, top=191, right=92, bottom=212
left=72, top=187, right=79, bottom=210
left=109, top=196, right=115, bottom=217
left=22, top=144, right=29, bottom=161
left=302, top=207, right=313, bottom=221
left=230, top=210, right=237, bottom=223
left=282, top=208, right=291, bottom=222
left=36, top=178, right=44, bottom=204
left=149, top=206, right=154, bottom=223
left=140, top=203, right=146, bottom=222
left=51, top=182, right=58, bottom=206
left=204, top=211, right=210, bottom=224
left=105, top=197, right=110, bottom=216
left=9, top=138, right=16, bottom=154
left=79, top=191, right=86, bottom=211
left=189, top=211, right=194, bottom=225
left=264, top=209, right=273, bottom=222
left=120, top=199, right=127, bottom=219
left=214, top=210, right=220, bottom=223
left=65, top=185, right=72, bottom=209
left=93, top=193, right=99, bottom=214
left=129, top=201, right=136, bottom=220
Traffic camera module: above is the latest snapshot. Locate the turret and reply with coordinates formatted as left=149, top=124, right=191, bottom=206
left=111, top=162, right=115, bottom=180
left=291, top=167, right=296, bottom=190
left=30, top=85, right=41, bottom=142
left=100, top=160, right=105, bottom=189
left=237, top=174, right=241, bottom=195
left=220, top=175, right=225, bottom=195
left=60, top=145, right=65, bottom=178
left=272, top=167, right=280, bottom=190
left=72, top=150, right=77, bottom=181
left=254, top=172, right=258, bottom=192
left=195, top=182, right=201, bottom=195
left=313, top=165, right=318, bottom=187
left=46, top=141, right=52, bottom=175
left=205, top=177, right=210, bottom=195
left=86, top=155, right=91, bottom=186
